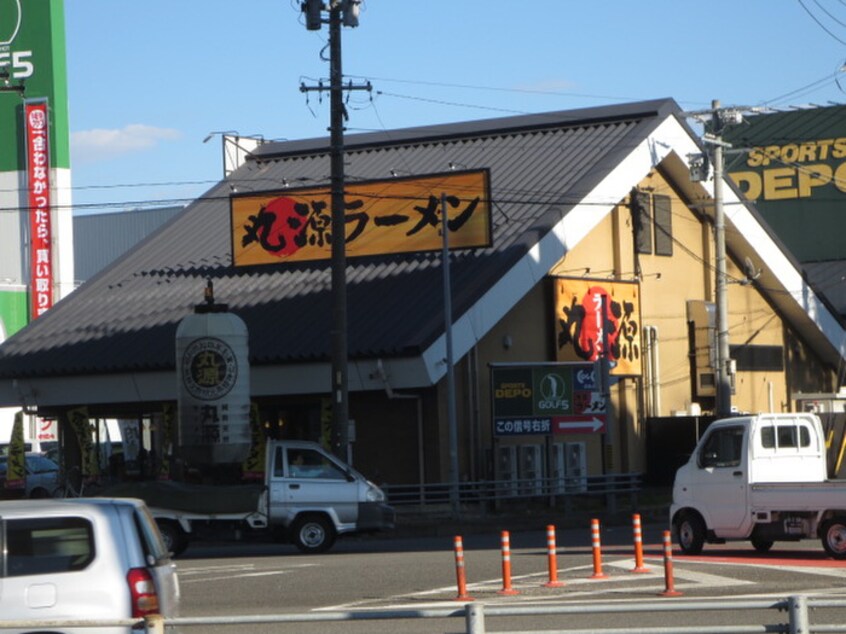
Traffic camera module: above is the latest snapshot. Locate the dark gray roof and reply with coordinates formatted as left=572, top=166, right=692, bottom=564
left=0, top=99, right=681, bottom=380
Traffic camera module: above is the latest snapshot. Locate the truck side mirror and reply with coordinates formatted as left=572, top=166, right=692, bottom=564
left=700, top=451, right=718, bottom=468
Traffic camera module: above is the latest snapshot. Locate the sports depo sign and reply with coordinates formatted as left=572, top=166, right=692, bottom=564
left=491, top=364, right=606, bottom=437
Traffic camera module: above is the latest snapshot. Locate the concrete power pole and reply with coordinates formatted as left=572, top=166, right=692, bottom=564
left=711, top=99, right=733, bottom=418
left=687, top=101, right=746, bottom=418
left=301, top=1, right=369, bottom=460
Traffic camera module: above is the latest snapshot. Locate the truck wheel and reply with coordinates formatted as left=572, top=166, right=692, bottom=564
left=291, top=515, right=336, bottom=554
left=750, top=535, right=774, bottom=553
left=675, top=514, right=705, bottom=555
left=157, top=520, right=189, bottom=557
left=820, top=518, right=846, bottom=559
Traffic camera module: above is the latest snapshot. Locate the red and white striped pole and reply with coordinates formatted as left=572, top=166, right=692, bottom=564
left=631, top=513, right=650, bottom=573
left=660, top=530, right=682, bottom=597
left=543, top=524, right=565, bottom=588
left=498, top=530, right=520, bottom=595
left=590, top=518, right=607, bottom=579
left=453, top=536, right=474, bottom=601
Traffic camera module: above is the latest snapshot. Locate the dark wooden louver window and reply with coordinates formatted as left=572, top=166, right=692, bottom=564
left=654, top=194, right=673, bottom=256
left=632, top=190, right=652, bottom=254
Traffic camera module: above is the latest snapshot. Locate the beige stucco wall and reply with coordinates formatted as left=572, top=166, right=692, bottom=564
left=471, top=166, right=833, bottom=478
left=425, top=164, right=837, bottom=483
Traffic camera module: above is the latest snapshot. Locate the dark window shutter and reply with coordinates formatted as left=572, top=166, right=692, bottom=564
left=654, top=194, right=673, bottom=256
left=632, top=190, right=652, bottom=254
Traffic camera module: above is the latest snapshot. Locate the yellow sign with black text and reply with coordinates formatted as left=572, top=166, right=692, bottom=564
left=230, top=170, right=491, bottom=266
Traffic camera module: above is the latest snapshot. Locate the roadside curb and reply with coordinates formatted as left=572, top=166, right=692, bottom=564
left=388, top=504, right=671, bottom=540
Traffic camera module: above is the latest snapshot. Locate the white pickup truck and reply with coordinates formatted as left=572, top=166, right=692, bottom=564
left=103, top=439, right=394, bottom=555
left=670, top=412, right=846, bottom=558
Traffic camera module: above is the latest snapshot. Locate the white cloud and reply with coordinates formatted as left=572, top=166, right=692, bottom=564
left=71, top=124, right=182, bottom=163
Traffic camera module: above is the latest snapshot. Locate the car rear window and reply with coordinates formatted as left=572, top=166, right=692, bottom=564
left=2, top=516, right=94, bottom=577
left=133, top=505, right=170, bottom=562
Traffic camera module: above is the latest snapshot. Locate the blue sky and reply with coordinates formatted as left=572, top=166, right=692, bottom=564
left=65, top=1, right=846, bottom=213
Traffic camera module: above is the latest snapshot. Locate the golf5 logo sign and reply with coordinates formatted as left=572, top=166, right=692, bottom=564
left=181, top=337, right=239, bottom=401
left=0, top=0, right=32, bottom=79
left=538, top=373, right=569, bottom=411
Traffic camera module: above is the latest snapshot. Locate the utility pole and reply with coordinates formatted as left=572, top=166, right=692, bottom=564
left=691, top=100, right=744, bottom=418
left=301, top=0, right=370, bottom=460
left=711, top=100, right=732, bottom=418
left=441, top=194, right=460, bottom=517
left=686, top=102, right=748, bottom=417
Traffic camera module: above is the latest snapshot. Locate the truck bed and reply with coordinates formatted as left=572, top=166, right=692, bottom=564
left=98, top=480, right=264, bottom=515
left=751, top=480, right=846, bottom=510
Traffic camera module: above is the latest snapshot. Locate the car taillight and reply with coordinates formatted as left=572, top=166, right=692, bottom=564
left=127, top=567, right=160, bottom=617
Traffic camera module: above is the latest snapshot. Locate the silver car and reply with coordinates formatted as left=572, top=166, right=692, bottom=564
left=0, top=453, right=60, bottom=498
left=0, top=497, right=180, bottom=633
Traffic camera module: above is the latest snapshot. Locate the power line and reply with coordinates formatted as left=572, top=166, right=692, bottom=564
left=348, top=74, right=639, bottom=104
left=811, top=0, right=846, bottom=27
left=375, top=90, right=528, bottom=116
left=762, top=67, right=846, bottom=106
left=797, top=0, right=846, bottom=44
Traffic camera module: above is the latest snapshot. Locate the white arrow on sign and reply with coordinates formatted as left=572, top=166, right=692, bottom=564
left=554, top=417, right=605, bottom=433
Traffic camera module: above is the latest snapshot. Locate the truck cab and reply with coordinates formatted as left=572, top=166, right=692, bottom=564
left=266, top=440, right=394, bottom=553
left=671, top=413, right=846, bottom=557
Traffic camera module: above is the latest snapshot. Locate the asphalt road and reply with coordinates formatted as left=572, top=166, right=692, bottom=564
left=173, top=523, right=846, bottom=633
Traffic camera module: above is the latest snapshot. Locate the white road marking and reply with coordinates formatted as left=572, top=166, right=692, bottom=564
left=180, top=570, right=297, bottom=583
left=315, top=557, right=751, bottom=611
left=177, top=562, right=317, bottom=584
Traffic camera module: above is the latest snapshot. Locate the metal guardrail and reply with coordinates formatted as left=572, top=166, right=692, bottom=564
left=382, top=473, right=642, bottom=512
left=4, top=595, right=846, bottom=633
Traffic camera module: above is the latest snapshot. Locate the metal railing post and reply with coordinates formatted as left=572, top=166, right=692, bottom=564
left=788, top=595, right=809, bottom=634
left=144, top=614, right=165, bottom=634
left=465, top=602, right=486, bottom=634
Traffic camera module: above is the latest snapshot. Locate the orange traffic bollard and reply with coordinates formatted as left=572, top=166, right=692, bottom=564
left=660, top=530, right=683, bottom=597
left=631, top=513, right=650, bottom=573
left=498, top=530, right=520, bottom=595
left=590, top=518, right=607, bottom=579
left=543, top=524, right=565, bottom=588
left=453, top=536, right=474, bottom=601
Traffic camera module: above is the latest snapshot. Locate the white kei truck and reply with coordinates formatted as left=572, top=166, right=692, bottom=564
left=104, top=440, right=394, bottom=555
left=670, top=412, right=846, bottom=558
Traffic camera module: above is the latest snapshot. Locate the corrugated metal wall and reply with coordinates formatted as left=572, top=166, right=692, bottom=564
left=72, top=206, right=181, bottom=282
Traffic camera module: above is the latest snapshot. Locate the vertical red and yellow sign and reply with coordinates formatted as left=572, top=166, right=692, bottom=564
left=25, top=99, right=52, bottom=318
left=553, top=279, right=642, bottom=376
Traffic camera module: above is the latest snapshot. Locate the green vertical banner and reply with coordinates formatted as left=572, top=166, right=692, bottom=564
left=68, top=406, right=98, bottom=479
left=157, top=403, right=175, bottom=480
left=241, top=402, right=267, bottom=481
left=4, top=410, right=25, bottom=491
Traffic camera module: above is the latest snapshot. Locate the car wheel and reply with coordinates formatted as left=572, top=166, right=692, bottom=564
left=156, top=520, right=188, bottom=557
left=291, top=515, right=336, bottom=554
left=675, top=513, right=706, bottom=555
left=29, top=487, right=51, bottom=499
left=820, top=517, right=846, bottom=559
left=750, top=534, right=774, bottom=553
